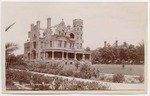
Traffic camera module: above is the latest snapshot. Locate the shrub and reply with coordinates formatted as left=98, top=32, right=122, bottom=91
left=6, top=54, right=25, bottom=68
left=6, top=69, right=31, bottom=84
left=99, top=73, right=105, bottom=81
left=74, top=81, right=86, bottom=90
left=7, top=69, right=110, bottom=90
left=59, top=70, right=73, bottom=76
left=86, top=82, right=99, bottom=90
left=65, top=70, right=73, bottom=76
left=38, top=64, right=46, bottom=69
left=32, top=83, right=50, bottom=90
left=74, top=61, right=80, bottom=70
left=81, top=72, right=91, bottom=79
left=51, top=69, right=59, bottom=75
left=53, top=77, right=63, bottom=90
left=139, top=75, right=144, bottom=83
left=73, top=71, right=82, bottom=78
left=113, top=74, right=125, bottom=83
left=86, top=82, right=110, bottom=90
left=79, top=63, right=91, bottom=73
left=59, top=70, right=66, bottom=76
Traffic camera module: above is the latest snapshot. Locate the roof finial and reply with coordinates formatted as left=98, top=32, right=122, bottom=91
left=62, top=18, right=64, bottom=21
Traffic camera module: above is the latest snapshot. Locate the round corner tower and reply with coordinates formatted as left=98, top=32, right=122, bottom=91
left=73, top=19, right=83, bottom=32
left=73, top=19, right=84, bottom=49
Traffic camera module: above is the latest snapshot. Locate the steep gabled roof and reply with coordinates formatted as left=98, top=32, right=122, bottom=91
left=50, top=34, right=74, bottom=42
left=55, top=20, right=68, bottom=32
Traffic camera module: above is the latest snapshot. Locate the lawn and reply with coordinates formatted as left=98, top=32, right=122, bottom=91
left=92, top=64, right=144, bottom=76
left=62, top=63, right=144, bottom=76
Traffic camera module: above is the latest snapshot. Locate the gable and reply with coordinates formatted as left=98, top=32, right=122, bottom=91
left=55, top=21, right=68, bottom=34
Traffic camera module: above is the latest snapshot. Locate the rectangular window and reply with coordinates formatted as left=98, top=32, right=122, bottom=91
left=41, top=41, right=43, bottom=48
left=76, top=43, right=79, bottom=49
left=58, top=40, right=62, bottom=47
left=72, top=43, right=74, bottom=48
left=27, top=47, right=30, bottom=51
left=70, top=43, right=72, bottom=48
left=77, top=35, right=79, bottom=39
left=44, top=42, right=46, bottom=48
left=50, top=41, right=52, bottom=47
left=80, top=43, right=82, bottom=48
left=64, top=41, right=67, bottom=48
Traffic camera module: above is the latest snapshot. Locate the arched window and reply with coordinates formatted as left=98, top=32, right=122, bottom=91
left=70, top=33, right=74, bottom=39
left=33, top=34, right=36, bottom=39
left=33, top=42, right=36, bottom=49
left=59, top=31, right=61, bottom=35
left=32, top=50, right=36, bottom=59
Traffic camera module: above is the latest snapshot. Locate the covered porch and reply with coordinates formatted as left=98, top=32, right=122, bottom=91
left=41, top=50, right=91, bottom=61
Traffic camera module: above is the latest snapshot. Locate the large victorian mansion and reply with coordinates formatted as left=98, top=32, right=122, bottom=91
left=24, top=17, right=91, bottom=64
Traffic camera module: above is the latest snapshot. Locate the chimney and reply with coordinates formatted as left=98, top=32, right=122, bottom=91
left=115, top=40, right=118, bottom=47
left=67, top=25, right=71, bottom=30
left=47, top=17, right=51, bottom=29
left=104, top=41, right=107, bottom=47
left=123, top=42, right=127, bottom=47
left=36, top=20, right=40, bottom=30
left=28, top=31, right=30, bottom=38
left=31, top=24, right=34, bottom=31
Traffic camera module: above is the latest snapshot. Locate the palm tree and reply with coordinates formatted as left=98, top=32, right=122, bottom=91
left=5, top=43, right=19, bottom=68
left=5, top=22, right=18, bottom=56
left=5, top=42, right=19, bottom=57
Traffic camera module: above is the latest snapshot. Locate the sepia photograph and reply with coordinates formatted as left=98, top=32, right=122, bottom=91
left=1, top=2, right=147, bottom=94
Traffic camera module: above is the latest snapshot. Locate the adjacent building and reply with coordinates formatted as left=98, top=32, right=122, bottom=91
left=24, top=18, right=91, bottom=64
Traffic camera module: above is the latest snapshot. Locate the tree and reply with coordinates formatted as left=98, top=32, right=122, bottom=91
left=5, top=42, right=19, bottom=67
left=85, top=47, right=91, bottom=51
left=91, top=48, right=102, bottom=64
left=91, top=41, right=145, bottom=64
left=6, top=43, right=18, bottom=57
left=133, top=42, right=144, bottom=64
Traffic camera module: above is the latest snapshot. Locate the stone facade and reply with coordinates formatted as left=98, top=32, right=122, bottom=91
left=24, top=18, right=91, bottom=64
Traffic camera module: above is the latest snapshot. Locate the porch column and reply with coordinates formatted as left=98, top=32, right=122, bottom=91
left=66, top=52, right=68, bottom=60
left=52, top=51, right=54, bottom=60
left=74, top=52, right=77, bottom=60
left=62, top=51, right=64, bottom=60
left=43, top=51, right=45, bottom=59
left=82, top=53, right=85, bottom=60
left=45, top=52, right=48, bottom=59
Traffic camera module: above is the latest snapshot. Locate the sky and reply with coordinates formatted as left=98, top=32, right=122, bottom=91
left=2, top=2, right=147, bottom=55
